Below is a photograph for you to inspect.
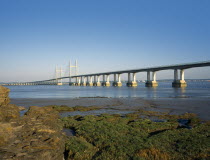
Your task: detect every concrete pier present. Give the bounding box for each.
[93,76,101,86]
[69,77,76,86]
[102,75,110,86]
[145,71,158,87]
[75,77,81,86]
[80,77,87,86]
[69,82,75,86]
[172,69,187,87]
[127,73,138,87]
[86,76,93,86]
[113,74,122,87]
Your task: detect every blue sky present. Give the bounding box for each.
[0,0,210,82]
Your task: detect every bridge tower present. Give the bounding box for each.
[55,66,63,85]
[69,60,78,86]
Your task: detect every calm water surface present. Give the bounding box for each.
[6,82,210,99]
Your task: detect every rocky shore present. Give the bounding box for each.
[0,86,65,160]
[0,86,209,160]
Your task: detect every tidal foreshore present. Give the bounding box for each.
[11,96,210,120]
[0,86,210,160]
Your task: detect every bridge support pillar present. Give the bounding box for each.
[145,71,158,87]
[127,73,138,87]
[75,77,81,86]
[101,75,110,86]
[69,77,75,86]
[113,74,122,87]
[81,77,87,86]
[172,69,187,87]
[93,75,101,86]
[86,76,93,86]
[69,82,75,86]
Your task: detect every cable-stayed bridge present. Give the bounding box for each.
[2,60,210,88]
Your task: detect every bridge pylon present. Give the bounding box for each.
[69,60,78,86]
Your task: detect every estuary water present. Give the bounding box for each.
[6,81,210,99]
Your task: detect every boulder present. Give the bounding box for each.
[0,106,66,160]
[0,104,20,122]
[0,86,10,106]
[0,86,66,159]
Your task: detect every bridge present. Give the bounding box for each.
[3,60,210,88]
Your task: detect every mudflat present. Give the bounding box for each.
[11,97,210,120]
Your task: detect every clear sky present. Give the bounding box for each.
[0,0,210,82]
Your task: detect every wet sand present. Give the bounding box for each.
[11,97,210,120]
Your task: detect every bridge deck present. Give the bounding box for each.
[31,61,210,83]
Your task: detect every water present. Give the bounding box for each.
[6,82,210,99]
[60,109,135,117]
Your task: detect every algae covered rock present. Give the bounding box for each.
[0,86,10,106]
[0,106,66,160]
[0,104,20,122]
[0,86,65,159]
[0,86,20,122]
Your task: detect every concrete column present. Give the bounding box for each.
[114,74,117,82]
[145,71,158,87]
[174,69,178,81]
[127,72,137,87]
[97,75,100,82]
[69,76,75,86]
[107,75,110,83]
[81,77,86,86]
[78,77,82,86]
[113,74,122,87]
[103,75,105,82]
[147,71,150,81]
[93,75,101,86]
[102,75,105,86]
[57,79,62,86]
[180,69,184,81]
[133,73,136,82]
[75,77,81,86]
[80,77,83,86]
[128,73,131,82]
[102,75,110,86]
[75,77,78,86]
[94,76,96,83]
[118,74,121,83]
[152,71,156,81]
[172,69,187,87]
[87,76,93,86]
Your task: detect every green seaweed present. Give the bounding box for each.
[61,113,210,160]
[50,105,102,112]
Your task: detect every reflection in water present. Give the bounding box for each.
[7,82,210,99]
[181,87,186,94]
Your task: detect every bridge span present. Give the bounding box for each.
[4,61,210,88]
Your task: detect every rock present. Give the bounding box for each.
[0,86,10,106]
[18,106,26,111]
[0,104,20,122]
[0,106,66,160]
[0,86,19,122]
[0,87,66,159]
